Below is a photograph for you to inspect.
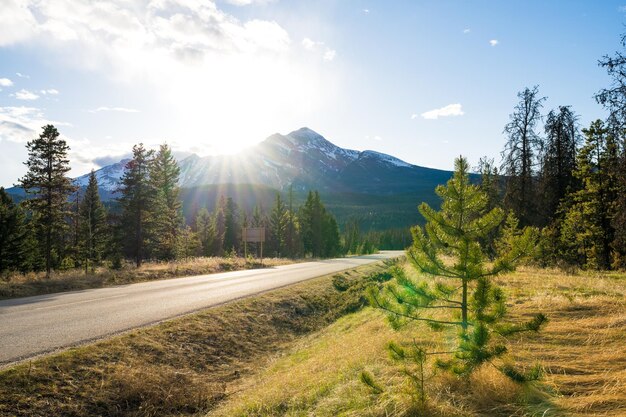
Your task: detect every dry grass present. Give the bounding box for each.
[0,260,391,417]
[0,256,294,300]
[210,264,626,417]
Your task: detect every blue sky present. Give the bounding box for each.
[0,0,624,187]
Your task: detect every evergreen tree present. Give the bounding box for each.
[300,191,324,257]
[196,207,216,256]
[595,33,626,268]
[149,143,183,260]
[476,157,501,212]
[596,34,626,134]
[539,106,580,223]
[19,124,76,277]
[322,215,341,257]
[0,188,30,273]
[343,219,361,255]
[501,86,546,226]
[222,197,239,253]
[269,193,287,257]
[117,143,154,267]
[299,190,341,258]
[214,196,226,256]
[560,120,620,269]
[78,171,108,273]
[369,157,545,378]
[284,186,301,258]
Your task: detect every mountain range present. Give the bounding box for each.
[9,128,455,230]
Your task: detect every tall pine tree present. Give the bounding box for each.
[501,86,545,226]
[0,188,30,273]
[539,106,580,223]
[117,144,154,267]
[149,143,183,260]
[269,193,287,257]
[78,171,108,273]
[560,120,620,269]
[19,125,76,277]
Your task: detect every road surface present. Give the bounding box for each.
[0,251,402,365]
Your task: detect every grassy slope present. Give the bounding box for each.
[0,260,391,417]
[0,257,293,300]
[210,264,626,417]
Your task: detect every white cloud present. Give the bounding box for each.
[463,28,471,34]
[302,37,317,50]
[619,5,626,12]
[323,48,336,62]
[13,89,39,100]
[40,89,60,95]
[16,72,29,78]
[421,103,464,120]
[0,106,60,143]
[89,106,140,113]
[489,39,499,46]
[0,78,13,87]
[363,9,370,13]
[411,113,418,119]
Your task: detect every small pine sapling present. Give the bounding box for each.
[368,156,547,397]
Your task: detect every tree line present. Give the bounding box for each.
[481,34,626,270]
[0,135,344,277]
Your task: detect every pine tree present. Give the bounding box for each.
[117,144,154,267]
[19,125,76,277]
[269,193,287,257]
[501,86,546,226]
[196,207,216,256]
[539,106,580,223]
[369,157,545,378]
[0,188,30,273]
[222,197,239,254]
[214,196,226,256]
[300,191,323,257]
[560,120,620,269]
[322,215,341,257]
[149,143,183,260]
[78,171,108,273]
[284,186,301,258]
[595,33,626,268]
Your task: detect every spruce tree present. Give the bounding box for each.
[0,188,30,273]
[539,106,580,223]
[117,144,154,267]
[269,193,287,257]
[222,197,239,254]
[78,171,108,273]
[369,157,545,378]
[560,120,620,269]
[149,143,183,260]
[19,124,76,277]
[196,207,216,256]
[501,86,546,226]
[284,186,301,258]
[214,196,226,256]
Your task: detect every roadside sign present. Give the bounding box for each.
[242,227,265,243]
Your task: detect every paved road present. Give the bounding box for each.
[0,251,402,365]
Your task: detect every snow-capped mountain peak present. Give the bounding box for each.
[69,127,433,198]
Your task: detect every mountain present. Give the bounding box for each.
[70,127,452,196]
[7,128,455,230]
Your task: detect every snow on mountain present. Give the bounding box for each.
[74,159,129,192]
[70,127,429,198]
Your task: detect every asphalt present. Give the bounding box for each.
[0,251,402,365]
